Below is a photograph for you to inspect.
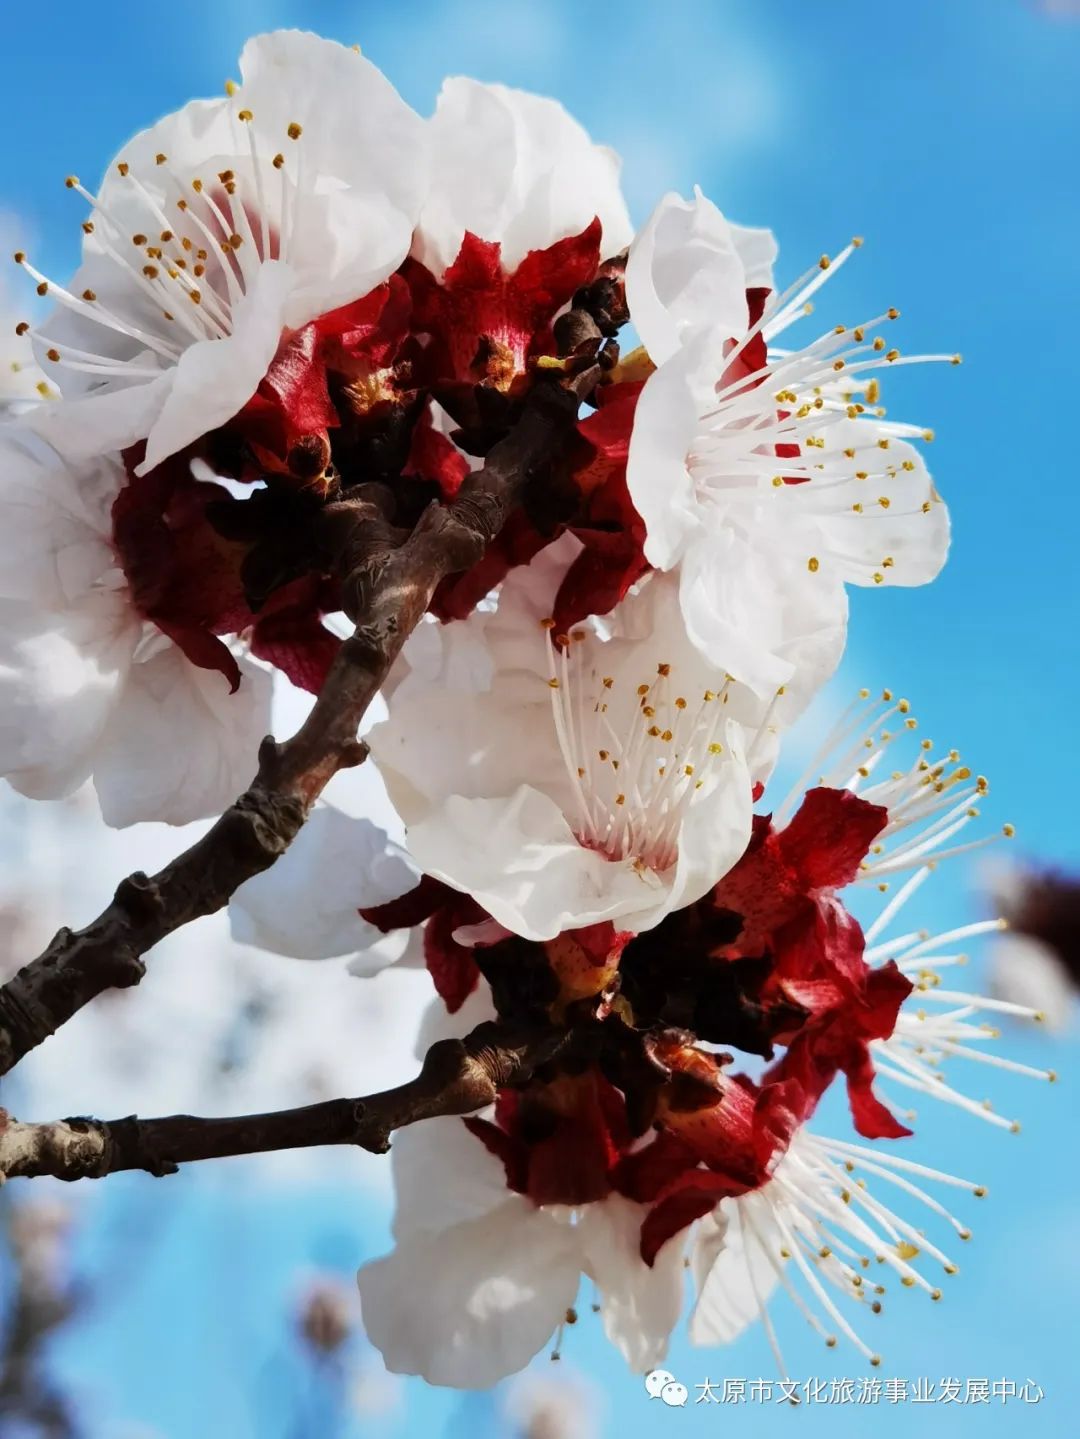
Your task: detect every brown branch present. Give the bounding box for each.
[0,365,598,1077]
[0,1021,568,1182]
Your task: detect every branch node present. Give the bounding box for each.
[113,872,165,926]
[256,733,283,779]
[336,740,369,771]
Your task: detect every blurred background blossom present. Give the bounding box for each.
[0,1,1077,1435]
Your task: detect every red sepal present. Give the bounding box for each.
[248,577,341,695]
[359,875,455,932]
[463,1116,529,1195]
[779,787,889,892]
[640,1170,751,1267]
[404,405,470,500]
[405,221,603,385]
[423,897,483,1013]
[228,280,411,476]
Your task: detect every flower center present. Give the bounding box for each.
[13,107,306,381]
[686,239,955,580]
[717,1129,978,1374]
[542,622,731,872]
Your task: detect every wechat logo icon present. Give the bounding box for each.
[645,1369,689,1407]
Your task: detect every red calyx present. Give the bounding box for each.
[225,278,412,482]
[404,221,604,389]
[361,877,485,1014]
[465,1069,633,1208]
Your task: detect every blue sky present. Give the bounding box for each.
[1,2,1078,1436]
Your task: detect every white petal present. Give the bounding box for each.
[667,716,754,913]
[405,785,676,942]
[730,221,778,290]
[417,79,631,275]
[283,188,413,328]
[230,803,417,960]
[238,31,428,228]
[625,333,719,569]
[626,190,748,366]
[0,428,120,610]
[358,1199,580,1388]
[412,981,498,1061]
[27,374,175,468]
[0,596,137,800]
[678,532,848,705]
[345,928,422,979]
[138,261,295,473]
[579,1195,685,1373]
[389,1115,510,1238]
[92,646,272,827]
[371,689,567,825]
[382,611,495,707]
[690,1195,781,1346]
[790,429,950,589]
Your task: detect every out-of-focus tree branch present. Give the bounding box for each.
[0,1020,568,1182]
[0,1199,79,1437]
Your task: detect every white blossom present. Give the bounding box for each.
[626,190,951,697]
[369,536,824,941]
[17,30,427,472]
[0,427,270,825]
[357,1000,683,1389]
